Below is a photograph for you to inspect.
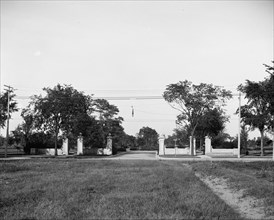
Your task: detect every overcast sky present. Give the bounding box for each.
[1,0,273,138]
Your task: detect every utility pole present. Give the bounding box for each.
[272,127,274,161]
[4,85,13,158]
[238,92,241,159]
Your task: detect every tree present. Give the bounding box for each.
[70,112,103,149]
[195,108,228,149]
[92,99,124,150]
[121,134,137,149]
[165,128,190,148]
[165,134,180,148]
[238,79,271,156]
[137,127,159,150]
[263,61,274,158]
[0,135,4,146]
[12,108,39,154]
[255,136,271,148]
[211,132,236,149]
[0,90,18,128]
[163,80,232,155]
[29,84,92,156]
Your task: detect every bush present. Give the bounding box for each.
[24,132,62,154]
[212,141,236,149]
[0,135,4,146]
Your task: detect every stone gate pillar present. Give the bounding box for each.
[158,135,165,155]
[77,133,83,155]
[193,137,196,156]
[105,133,112,155]
[205,136,212,154]
[189,136,193,155]
[62,138,69,155]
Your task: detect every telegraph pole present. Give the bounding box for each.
[4,85,13,158]
[238,92,241,159]
[272,127,274,161]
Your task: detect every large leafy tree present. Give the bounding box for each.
[137,126,159,150]
[0,90,18,128]
[165,128,191,148]
[238,76,272,156]
[211,132,236,149]
[264,61,274,125]
[264,62,274,159]
[72,114,105,149]
[92,99,124,150]
[195,108,228,149]
[163,80,232,155]
[12,108,36,154]
[121,134,137,149]
[30,84,92,156]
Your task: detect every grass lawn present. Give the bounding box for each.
[0,159,242,220]
[189,161,274,217]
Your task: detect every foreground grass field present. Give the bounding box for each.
[0,159,243,219]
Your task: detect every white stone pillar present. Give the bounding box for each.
[158,135,165,155]
[205,136,212,154]
[105,133,112,155]
[189,136,193,155]
[77,134,83,155]
[62,138,69,155]
[193,137,196,156]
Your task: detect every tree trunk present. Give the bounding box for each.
[260,129,264,157]
[24,135,30,154]
[54,134,58,156]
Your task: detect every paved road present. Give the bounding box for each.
[1,151,273,161]
[112,151,157,160]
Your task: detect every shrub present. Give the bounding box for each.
[24,132,62,154]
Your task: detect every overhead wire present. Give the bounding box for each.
[3,88,274,127]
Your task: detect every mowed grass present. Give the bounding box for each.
[189,161,274,217]
[0,159,242,220]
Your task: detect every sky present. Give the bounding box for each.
[0,0,273,139]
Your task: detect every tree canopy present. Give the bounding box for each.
[163,80,232,155]
[20,85,126,155]
[92,99,124,150]
[29,84,92,155]
[263,61,274,127]
[196,108,228,137]
[238,61,274,156]
[137,126,159,150]
[0,90,18,128]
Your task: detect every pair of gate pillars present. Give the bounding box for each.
[158,135,197,156]
[61,134,113,156]
[61,135,83,156]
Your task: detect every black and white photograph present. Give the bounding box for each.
[0,0,273,219]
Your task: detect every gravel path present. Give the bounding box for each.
[195,172,272,220]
